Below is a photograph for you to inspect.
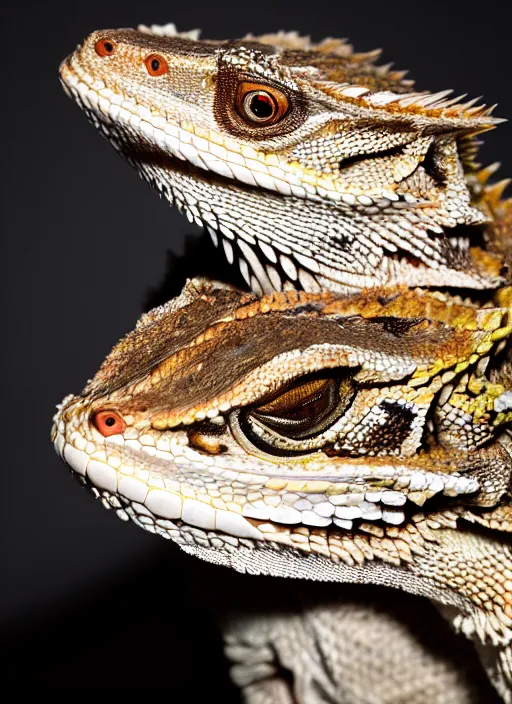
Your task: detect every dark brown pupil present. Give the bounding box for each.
[151,58,160,72]
[104,42,113,53]
[250,94,274,119]
[105,416,116,427]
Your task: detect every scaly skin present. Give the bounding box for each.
[55,23,512,703]
[59,24,508,294]
[53,281,512,701]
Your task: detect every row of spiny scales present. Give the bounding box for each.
[139,23,500,124]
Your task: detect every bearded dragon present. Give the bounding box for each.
[55,24,512,703]
[58,23,510,295]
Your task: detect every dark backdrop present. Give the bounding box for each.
[3,0,511,691]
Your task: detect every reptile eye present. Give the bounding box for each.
[237,82,289,125]
[95,39,116,57]
[145,54,169,77]
[232,374,355,457]
[249,374,354,443]
[253,377,342,439]
[92,410,126,437]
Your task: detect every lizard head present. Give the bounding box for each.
[59,25,506,293]
[52,281,512,588]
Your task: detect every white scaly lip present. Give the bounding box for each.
[59,58,420,211]
[53,430,264,540]
[53,409,480,537]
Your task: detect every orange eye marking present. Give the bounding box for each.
[95,38,116,57]
[237,82,289,125]
[92,410,126,437]
[145,54,169,77]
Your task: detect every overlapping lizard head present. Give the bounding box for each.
[52,280,512,640]
[60,24,508,293]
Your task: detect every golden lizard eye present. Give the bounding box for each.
[255,378,336,434]
[248,374,354,444]
[145,54,169,77]
[237,82,289,125]
[92,410,126,437]
[95,38,116,57]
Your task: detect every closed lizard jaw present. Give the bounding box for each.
[59,27,506,294]
[52,391,485,560]
[52,281,512,565]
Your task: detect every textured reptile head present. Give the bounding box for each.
[52,280,512,627]
[59,24,506,293]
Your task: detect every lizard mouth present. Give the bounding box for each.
[60,58,320,202]
[59,56,482,215]
[59,58,504,293]
[53,411,481,546]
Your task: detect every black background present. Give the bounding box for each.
[3,0,511,692]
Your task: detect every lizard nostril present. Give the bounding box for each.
[145,53,169,77]
[92,409,126,437]
[95,38,116,57]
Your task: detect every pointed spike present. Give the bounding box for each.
[314,37,353,56]
[391,69,409,80]
[470,113,507,127]
[429,89,455,100]
[352,48,382,63]
[433,94,468,109]
[398,92,430,107]
[461,96,483,109]
[316,36,350,47]
[458,139,480,156]
[366,91,402,106]
[342,86,371,98]
[490,178,511,194]
[466,104,487,116]
[414,89,453,107]
[375,61,394,76]
[478,162,501,184]
[137,23,202,39]
[245,31,314,51]
[470,126,499,138]
[485,178,511,204]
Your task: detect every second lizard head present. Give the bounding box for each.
[60,24,506,292]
